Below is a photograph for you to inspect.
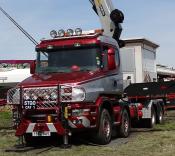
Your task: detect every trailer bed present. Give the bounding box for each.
[124,81,175,100]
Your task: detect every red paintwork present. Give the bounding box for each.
[0,60,33,64]
[53,122,66,135]
[167,94,175,99]
[107,48,116,70]
[15,120,30,136]
[160,86,167,90]
[129,105,136,118]
[95,97,104,107]
[36,36,100,49]
[138,111,143,117]
[113,106,122,124]
[138,103,143,110]
[15,120,66,136]
[30,60,36,75]
[33,123,50,132]
[0,99,6,106]
[165,105,175,110]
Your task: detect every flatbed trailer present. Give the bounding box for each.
[123,81,175,128]
[124,80,175,103]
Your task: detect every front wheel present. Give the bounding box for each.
[94,109,112,145]
[118,109,130,138]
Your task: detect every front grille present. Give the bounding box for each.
[7,88,20,104]
[36,102,58,109]
[23,87,58,109]
[60,85,72,102]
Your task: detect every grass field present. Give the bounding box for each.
[0,109,175,156]
[0,108,12,129]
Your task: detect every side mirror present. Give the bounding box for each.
[108,48,116,70]
[30,61,36,75]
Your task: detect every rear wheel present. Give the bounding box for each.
[157,106,164,124]
[118,109,130,138]
[146,107,156,128]
[94,109,112,145]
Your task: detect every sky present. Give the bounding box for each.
[0,0,175,67]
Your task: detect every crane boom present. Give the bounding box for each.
[90,0,124,47]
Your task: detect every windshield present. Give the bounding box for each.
[36,47,102,73]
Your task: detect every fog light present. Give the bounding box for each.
[47,115,52,123]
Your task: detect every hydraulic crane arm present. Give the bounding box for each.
[89,0,124,47]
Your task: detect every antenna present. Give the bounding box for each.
[0,6,38,46]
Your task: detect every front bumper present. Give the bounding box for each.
[15,120,65,136]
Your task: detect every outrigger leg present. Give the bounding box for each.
[61,104,72,148]
[16,135,25,148]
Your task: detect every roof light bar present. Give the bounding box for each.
[49,28,101,38]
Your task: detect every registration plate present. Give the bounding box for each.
[32,131,51,137]
[23,100,36,109]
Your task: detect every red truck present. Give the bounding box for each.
[7,28,145,145]
[6,0,166,147]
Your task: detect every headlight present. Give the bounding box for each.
[72,88,85,102]
[7,88,20,104]
[60,85,85,102]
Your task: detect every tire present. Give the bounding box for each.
[147,107,156,128]
[95,109,112,145]
[157,106,164,124]
[119,109,130,138]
